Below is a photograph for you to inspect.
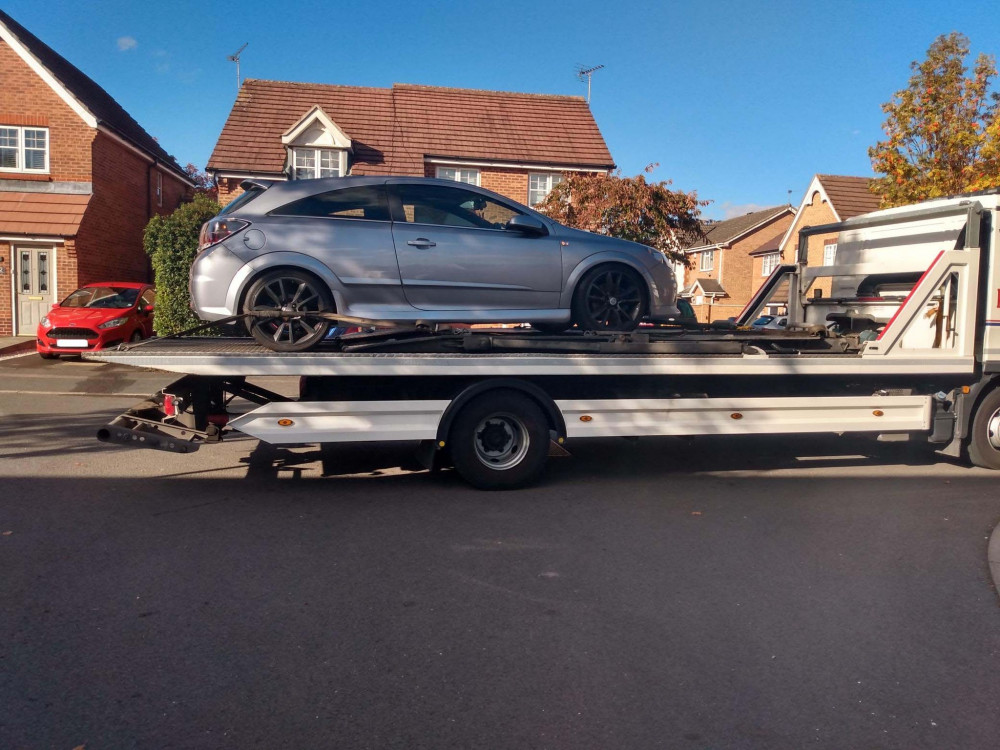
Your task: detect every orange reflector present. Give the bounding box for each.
[579,415,593,422]
[962,386,970,394]
[277,419,294,427]
[873,410,884,417]
[730,413,743,420]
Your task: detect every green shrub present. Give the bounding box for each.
[144,194,221,336]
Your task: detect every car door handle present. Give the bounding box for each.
[406,238,436,248]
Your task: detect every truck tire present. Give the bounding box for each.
[449,390,550,490]
[967,388,1000,469]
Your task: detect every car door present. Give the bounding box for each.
[387,180,561,311]
[139,288,156,337]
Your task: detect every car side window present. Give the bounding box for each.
[273,185,390,221]
[140,289,156,307]
[390,184,522,230]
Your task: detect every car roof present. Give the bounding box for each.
[80,281,148,289]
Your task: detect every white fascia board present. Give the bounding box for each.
[209,170,288,181]
[0,235,66,243]
[425,158,609,174]
[778,175,840,253]
[0,22,97,128]
[685,243,724,254]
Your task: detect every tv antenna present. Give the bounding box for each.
[227,42,248,92]
[576,64,604,103]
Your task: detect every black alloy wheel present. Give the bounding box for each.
[572,265,646,332]
[244,269,333,352]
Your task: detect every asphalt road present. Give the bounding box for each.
[1,353,999,749]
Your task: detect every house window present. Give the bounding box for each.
[761,252,780,276]
[292,147,343,180]
[700,249,714,271]
[436,167,480,186]
[528,172,564,207]
[823,242,837,266]
[156,172,163,208]
[0,126,49,173]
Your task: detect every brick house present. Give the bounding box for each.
[680,205,796,323]
[0,10,191,337]
[206,79,615,207]
[776,174,881,300]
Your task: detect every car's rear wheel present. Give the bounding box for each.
[244,269,333,352]
[571,265,646,332]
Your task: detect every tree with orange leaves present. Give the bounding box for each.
[535,165,705,265]
[869,32,1000,207]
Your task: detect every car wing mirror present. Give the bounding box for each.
[142,304,155,314]
[506,215,548,237]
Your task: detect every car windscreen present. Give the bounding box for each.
[61,287,140,309]
[751,316,774,326]
[218,186,264,215]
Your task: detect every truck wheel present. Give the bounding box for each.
[244,269,332,352]
[571,265,646,332]
[967,388,1000,469]
[449,390,550,490]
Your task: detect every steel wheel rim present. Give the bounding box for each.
[585,270,642,327]
[250,277,325,346]
[473,412,530,470]
[987,407,1000,450]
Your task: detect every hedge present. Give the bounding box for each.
[143,194,221,336]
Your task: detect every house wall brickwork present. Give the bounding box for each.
[778,190,839,299]
[685,213,795,323]
[0,35,189,336]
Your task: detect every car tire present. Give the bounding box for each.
[130,330,144,343]
[449,390,550,490]
[571,265,647,332]
[967,387,1000,470]
[243,269,333,352]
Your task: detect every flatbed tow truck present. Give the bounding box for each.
[92,191,1000,488]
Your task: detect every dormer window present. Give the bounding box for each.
[0,125,49,173]
[282,106,352,181]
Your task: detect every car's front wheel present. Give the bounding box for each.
[571,265,647,332]
[243,269,333,352]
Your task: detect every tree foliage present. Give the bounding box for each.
[535,165,705,264]
[869,32,1000,207]
[144,193,220,336]
[184,163,218,200]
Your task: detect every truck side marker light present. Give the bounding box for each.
[438,440,446,448]
[873,410,884,417]
[579,415,593,422]
[730,413,743,420]
[277,419,294,427]
[557,437,565,444]
[962,386,971,394]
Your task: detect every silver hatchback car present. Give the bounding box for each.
[192,177,679,351]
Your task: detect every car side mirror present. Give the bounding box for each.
[142,304,154,314]
[506,215,548,237]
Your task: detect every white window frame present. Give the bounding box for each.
[761,252,780,276]
[0,125,50,174]
[823,242,837,266]
[156,171,163,208]
[436,166,480,186]
[291,147,347,180]
[528,172,564,207]
[700,249,714,271]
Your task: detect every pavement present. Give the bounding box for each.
[2,354,1000,748]
[0,335,35,357]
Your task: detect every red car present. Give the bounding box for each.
[36,282,155,359]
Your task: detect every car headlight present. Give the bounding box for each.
[98,317,128,329]
[647,247,670,265]
[40,316,50,327]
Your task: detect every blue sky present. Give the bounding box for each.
[5,0,1000,219]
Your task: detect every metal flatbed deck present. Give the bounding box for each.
[82,331,977,378]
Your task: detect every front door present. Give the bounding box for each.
[387,181,561,311]
[15,246,55,335]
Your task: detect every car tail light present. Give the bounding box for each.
[198,218,250,252]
